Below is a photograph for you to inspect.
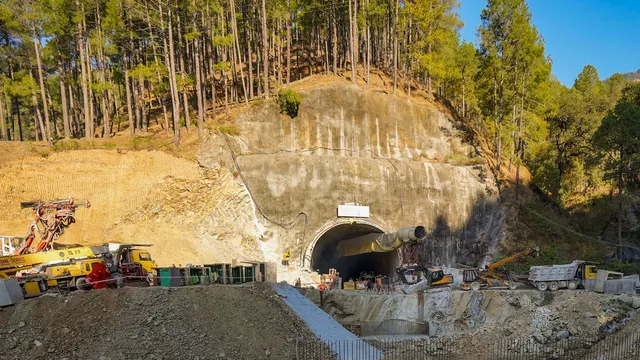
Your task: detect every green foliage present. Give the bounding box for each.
[277,88,302,118]
[219,125,240,136]
[130,136,152,150]
[445,152,484,166]
[602,260,640,275]
[52,139,80,151]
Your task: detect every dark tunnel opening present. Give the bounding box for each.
[311,224,399,281]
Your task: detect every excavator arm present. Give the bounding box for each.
[487,247,540,272]
[484,247,539,284]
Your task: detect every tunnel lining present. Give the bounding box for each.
[303,219,389,269]
[307,220,399,281]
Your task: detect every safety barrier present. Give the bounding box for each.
[295,332,640,360]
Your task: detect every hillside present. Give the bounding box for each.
[621,69,640,82]
[0,72,627,275]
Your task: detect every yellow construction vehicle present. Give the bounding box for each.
[19,258,107,295]
[0,246,102,279]
[41,258,107,290]
[462,247,539,291]
[396,264,454,286]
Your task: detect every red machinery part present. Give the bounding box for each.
[85,263,111,289]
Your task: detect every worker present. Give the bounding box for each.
[295,278,301,288]
[282,251,291,266]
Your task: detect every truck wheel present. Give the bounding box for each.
[471,282,481,291]
[536,282,548,291]
[111,272,123,288]
[568,281,578,290]
[549,282,559,291]
[75,277,88,290]
[508,282,517,290]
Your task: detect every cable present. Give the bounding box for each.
[222,133,308,240]
[520,204,640,251]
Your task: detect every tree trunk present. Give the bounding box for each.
[349,0,355,84]
[177,15,190,132]
[618,148,624,247]
[76,3,91,139]
[193,14,205,137]
[57,57,70,139]
[332,3,338,73]
[461,68,466,118]
[230,0,249,105]
[261,0,269,98]
[393,0,399,94]
[166,4,181,144]
[0,95,5,140]
[33,27,51,143]
[366,0,370,87]
[287,0,292,84]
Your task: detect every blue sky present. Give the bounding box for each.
[458,0,640,86]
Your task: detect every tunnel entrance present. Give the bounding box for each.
[310,224,399,281]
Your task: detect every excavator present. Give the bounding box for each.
[396,264,453,287]
[462,247,539,291]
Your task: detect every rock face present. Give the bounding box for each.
[303,288,636,340]
[200,84,504,268]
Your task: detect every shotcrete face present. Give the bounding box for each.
[311,224,399,281]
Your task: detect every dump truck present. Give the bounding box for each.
[528,260,598,291]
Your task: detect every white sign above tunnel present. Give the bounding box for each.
[337,204,370,218]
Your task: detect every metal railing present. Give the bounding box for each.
[295,332,640,360]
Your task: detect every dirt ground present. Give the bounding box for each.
[0,284,322,360]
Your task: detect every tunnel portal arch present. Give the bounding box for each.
[304,220,401,281]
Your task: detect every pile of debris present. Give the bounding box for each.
[0,284,322,360]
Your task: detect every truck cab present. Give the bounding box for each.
[123,248,156,274]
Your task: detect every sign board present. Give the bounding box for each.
[337,205,370,218]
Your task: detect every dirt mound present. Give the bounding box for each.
[0,284,320,360]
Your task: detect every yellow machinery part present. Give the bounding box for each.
[336,234,404,257]
[24,281,42,296]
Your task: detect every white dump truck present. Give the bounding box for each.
[528,260,598,291]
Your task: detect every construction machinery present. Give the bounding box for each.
[0,245,103,279]
[528,260,598,291]
[19,258,109,295]
[462,247,539,291]
[0,243,155,293]
[335,226,427,257]
[12,198,90,255]
[396,264,453,286]
[95,243,156,286]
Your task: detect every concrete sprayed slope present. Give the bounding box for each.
[200,82,505,267]
[0,285,323,360]
[273,283,382,360]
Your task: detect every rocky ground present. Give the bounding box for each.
[0,284,323,360]
[303,288,640,358]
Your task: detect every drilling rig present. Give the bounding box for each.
[13,198,90,255]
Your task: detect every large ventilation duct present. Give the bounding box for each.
[336,226,426,257]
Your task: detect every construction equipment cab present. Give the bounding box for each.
[396,264,453,286]
[100,243,156,276]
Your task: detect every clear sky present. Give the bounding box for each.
[458,0,640,86]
